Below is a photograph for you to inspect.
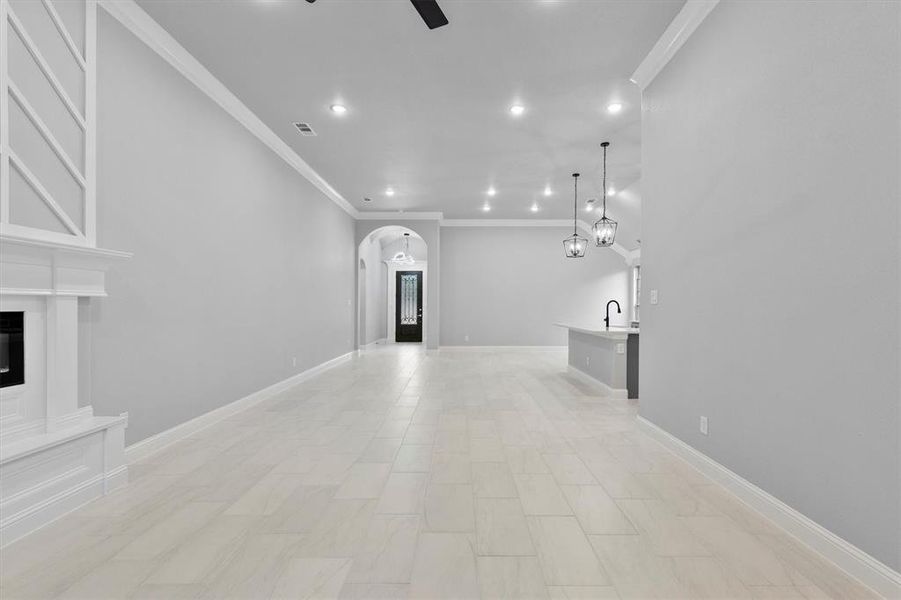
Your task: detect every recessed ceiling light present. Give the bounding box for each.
[543,186,553,197]
[509,104,525,116]
[606,102,623,114]
[585,199,596,212]
[363,197,372,202]
[607,186,616,195]
[487,187,497,196]
[330,104,347,114]
[385,187,395,196]
[530,203,539,213]
[482,203,491,212]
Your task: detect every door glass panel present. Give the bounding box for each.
[400,273,418,325]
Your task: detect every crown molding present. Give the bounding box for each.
[631,0,720,91]
[97,0,359,219]
[438,218,636,263]
[440,219,571,228]
[97,0,644,244]
[356,211,444,221]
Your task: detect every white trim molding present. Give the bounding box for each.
[439,345,567,352]
[566,365,628,399]
[0,414,128,547]
[637,416,901,599]
[358,338,387,354]
[440,218,635,263]
[441,218,572,228]
[358,211,444,221]
[124,351,355,464]
[630,0,720,90]
[1,0,97,246]
[97,0,358,218]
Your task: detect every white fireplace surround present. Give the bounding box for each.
[0,234,131,546]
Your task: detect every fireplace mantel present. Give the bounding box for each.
[0,234,133,297]
[0,234,132,547]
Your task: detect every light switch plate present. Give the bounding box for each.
[616,343,625,354]
[699,416,708,435]
[649,289,659,305]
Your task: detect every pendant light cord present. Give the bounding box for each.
[572,173,579,235]
[601,142,608,218]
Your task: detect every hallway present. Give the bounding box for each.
[0,347,876,599]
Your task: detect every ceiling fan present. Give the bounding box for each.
[305,0,449,30]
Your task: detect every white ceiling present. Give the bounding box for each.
[135,0,683,251]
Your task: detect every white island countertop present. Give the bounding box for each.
[554,323,640,340]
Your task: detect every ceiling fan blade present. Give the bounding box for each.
[410,0,448,29]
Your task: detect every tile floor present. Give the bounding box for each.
[0,346,880,599]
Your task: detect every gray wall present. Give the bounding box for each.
[640,1,900,569]
[568,330,628,391]
[87,13,356,445]
[440,227,630,346]
[358,233,387,345]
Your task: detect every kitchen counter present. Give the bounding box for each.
[554,323,639,339]
[555,323,639,399]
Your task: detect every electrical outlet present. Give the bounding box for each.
[650,289,659,305]
[616,343,625,354]
[464,334,469,343]
[699,416,708,435]
[292,357,297,368]
[585,356,590,368]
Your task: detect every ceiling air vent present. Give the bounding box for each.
[292,122,317,136]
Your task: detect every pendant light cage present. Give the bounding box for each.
[392,233,416,264]
[594,216,618,248]
[593,141,618,248]
[564,172,587,258]
[563,234,588,258]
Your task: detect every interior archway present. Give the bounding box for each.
[356,226,428,349]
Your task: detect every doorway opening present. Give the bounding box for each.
[395,271,423,343]
[356,226,428,349]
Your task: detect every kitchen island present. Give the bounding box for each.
[555,323,639,399]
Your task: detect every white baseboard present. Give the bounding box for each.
[1,466,127,548]
[438,345,567,351]
[124,351,355,464]
[358,338,387,353]
[636,416,901,599]
[566,365,628,399]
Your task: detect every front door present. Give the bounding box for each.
[395,271,423,343]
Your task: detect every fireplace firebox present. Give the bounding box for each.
[0,311,25,388]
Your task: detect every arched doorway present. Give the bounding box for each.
[356,226,428,349]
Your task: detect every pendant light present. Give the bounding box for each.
[563,173,588,258]
[392,233,415,264]
[593,141,618,247]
